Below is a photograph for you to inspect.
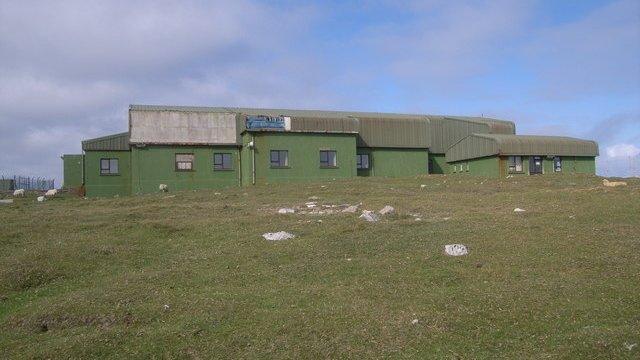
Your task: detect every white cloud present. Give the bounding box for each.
[0,72,127,125]
[525,0,640,98]
[0,0,300,78]
[605,144,640,158]
[364,0,533,84]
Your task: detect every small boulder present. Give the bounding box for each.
[0,199,13,205]
[342,205,359,213]
[278,208,295,214]
[420,184,427,189]
[37,196,45,202]
[444,244,468,256]
[513,208,526,213]
[602,179,627,187]
[262,231,295,241]
[379,205,395,215]
[359,210,380,222]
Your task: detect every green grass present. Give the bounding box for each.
[1,175,639,359]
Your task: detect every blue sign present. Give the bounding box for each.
[246,115,288,130]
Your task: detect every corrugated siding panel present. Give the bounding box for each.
[82,132,130,151]
[446,135,499,162]
[289,116,360,133]
[357,117,430,148]
[446,134,599,162]
[429,117,491,153]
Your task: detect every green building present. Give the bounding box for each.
[62,105,599,197]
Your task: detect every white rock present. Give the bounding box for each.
[420,184,427,189]
[214,192,221,195]
[262,231,295,241]
[414,218,422,221]
[278,208,295,214]
[624,342,637,351]
[305,202,317,208]
[37,196,45,202]
[308,196,319,200]
[0,199,13,205]
[158,184,168,192]
[411,319,419,325]
[444,244,468,256]
[513,208,526,213]
[379,205,395,215]
[342,205,359,213]
[603,179,627,187]
[163,304,170,310]
[359,210,380,222]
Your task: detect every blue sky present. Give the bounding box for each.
[1,0,639,181]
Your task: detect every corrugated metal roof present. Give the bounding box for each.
[427,116,516,153]
[82,132,130,151]
[129,105,517,149]
[356,117,430,148]
[445,134,599,162]
[130,104,435,119]
[288,116,360,133]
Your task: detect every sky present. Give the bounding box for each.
[1,0,639,183]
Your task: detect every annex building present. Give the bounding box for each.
[62,105,599,197]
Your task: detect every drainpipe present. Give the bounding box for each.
[251,134,256,185]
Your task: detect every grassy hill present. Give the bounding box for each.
[1,175,639,359]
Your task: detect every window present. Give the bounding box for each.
[100,158,119,175]
[356,154,370,170]
[270,150,288,167]
[175,153,194,171]
[554,156,562,172]
[214,153,232,170]
[507,156,523,173]
[320,150,337,168]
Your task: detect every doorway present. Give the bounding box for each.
[529,156,543,174]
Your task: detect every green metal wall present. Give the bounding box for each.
[448,155,595,177]
[62,154,84,190]
[429,153,450,174]
[244,132,357,184]
[450,156,500,177]
[131,145,240,194]
[562,156,596,174]
[358,148,429,177]
[84,151,131,197]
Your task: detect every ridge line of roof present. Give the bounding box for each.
[129,104,512,123]
[81,131,129,144]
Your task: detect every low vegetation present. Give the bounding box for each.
[1,175,639,358]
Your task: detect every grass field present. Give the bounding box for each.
[1,175,639,359]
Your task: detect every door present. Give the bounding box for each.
[529,156,543,174]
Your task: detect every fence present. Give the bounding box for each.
[0,176,55,191]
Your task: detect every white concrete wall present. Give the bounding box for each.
[129,110,237,145]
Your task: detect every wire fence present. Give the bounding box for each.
[0,175,55,191]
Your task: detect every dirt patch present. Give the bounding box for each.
[1,264,63,291]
